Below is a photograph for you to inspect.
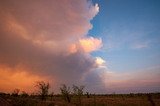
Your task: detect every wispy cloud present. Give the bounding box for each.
[100,65,160,93]
[131,41,150,49]
[101,21,158,51]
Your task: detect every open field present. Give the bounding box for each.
[0,93,160,106]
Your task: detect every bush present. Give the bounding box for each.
[11,89,20,97]
[35,81,50,101]
[72,85,85,105]
[60,84,71,103]
[20,91,29,98]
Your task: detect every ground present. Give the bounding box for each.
[0,93,160,106]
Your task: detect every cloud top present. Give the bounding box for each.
[0,0,105,93]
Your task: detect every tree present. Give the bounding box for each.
[11,88,20,97]
[20,91,29,97]
[72,85,85,105]
[86,92,90,98]
[35,81,50,101]
[60,84,71,103]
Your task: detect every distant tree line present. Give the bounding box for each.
[1,81,159,106]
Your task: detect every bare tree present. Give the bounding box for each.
[60,84,71,103]
[35,81,50,101]
[72,85,85,105]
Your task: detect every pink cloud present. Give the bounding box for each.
[99,66,160,93]
[0,64,49,93]
[79,37,102,53]
[0,0,105,93]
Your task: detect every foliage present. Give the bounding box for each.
[0,89,160,106]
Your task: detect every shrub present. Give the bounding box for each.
[86,92,90,98]
[72,85,85,105]
[35,81,50,101]
[60,84,71,103]
[20,91,29,98]
[11,88,20,97]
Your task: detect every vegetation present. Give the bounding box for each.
[60,84,71,103]
[20,91,29,98]
[0,82,160,106]
[35,81,50,101]
[11,88,20,97]
[86,92,90,98]
[72,85,85,105]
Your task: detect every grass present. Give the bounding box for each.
[0,93,160,106]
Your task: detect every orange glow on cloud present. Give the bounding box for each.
[0,65,49,93]
[69,44,77,54]
[79,37,102,53]
[3,14,30,40]
[68,37,102,54]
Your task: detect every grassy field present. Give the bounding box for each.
[0,93,160,106]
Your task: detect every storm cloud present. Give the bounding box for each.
[0,0,105,93]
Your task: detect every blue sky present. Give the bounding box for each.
[90,0,160,74]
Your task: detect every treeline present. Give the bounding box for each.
[0,81,160,106]
[0,81,87,103]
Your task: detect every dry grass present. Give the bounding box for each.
[0,93,160,106]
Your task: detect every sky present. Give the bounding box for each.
[0,0,160,94]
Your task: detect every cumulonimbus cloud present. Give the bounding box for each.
[0,0,105,93]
